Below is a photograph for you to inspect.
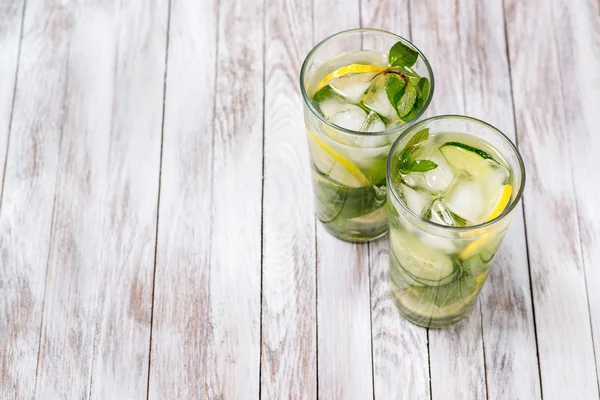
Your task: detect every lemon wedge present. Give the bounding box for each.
[459,185,512,260]
[316,64,385,91]
[307,130,369,188]
[485,185,512,221]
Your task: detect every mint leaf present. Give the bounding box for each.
[397,83,417,117]
[397,147,413,173]
[408,159,438,172]
[412,145,424,159]
[406,128,429,148]
[389,42,418,67]
[312,85,335,103]
[400,105,419,122]
[418,77,430,102]
[386,75,405,110]
[400,65,420,77]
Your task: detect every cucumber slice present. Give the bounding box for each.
[390,252,425,289]
[312,168,348,223]
[439,141,496,176]
[389,229,456,285]
[312,168,386,223]
[394,272,485,322]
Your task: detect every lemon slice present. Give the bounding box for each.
[307,130,369,188]
[316,64,385,91]
[459,185,512,260]
[486,185,512,221]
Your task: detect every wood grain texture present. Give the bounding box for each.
[2,1,600,399]
[458,1,542,399]
[147,0,217,397]
[549,0,600,386]
[504,0,600,396]
[360,2,431,399]
[205,0,264,396]
[150,0,265,397]
[34,0,167,397]
[312,2,374,399]
[410,1,487,399]
[261,0,317,397]
[0,0,71,397]
[0,0,24,193]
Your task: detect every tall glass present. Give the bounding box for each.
[387,116,526,327]
[300,29,434,242]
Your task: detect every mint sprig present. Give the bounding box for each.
[398,128,438,174]
[384,42,430,121]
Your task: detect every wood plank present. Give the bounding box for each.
[0,0,71,397]
[359,2,431,399]
[205,0,264,396]
[312,2,374,399]
[34,0,168,397]
[0,0,24,192]
[549,0,600,386]
[150,0,264,397]
[458,1,542,399]
[504,0,600,396]
[146,0,216,396]
[261,0,317,397]
[409,1,486,398]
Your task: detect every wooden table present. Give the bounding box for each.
[1,0,599,398]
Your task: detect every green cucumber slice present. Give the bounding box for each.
[439,141,496,176]
[389,230,456,286]
[312,167,386,223]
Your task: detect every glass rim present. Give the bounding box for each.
[299,28,435,137]
[386,114,527,231]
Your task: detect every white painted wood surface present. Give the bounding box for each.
[504,0,600,397]
[458,1,542,399]
[261,0,317,398]
[1,0,600,398]
[147,0,217,396]
[0,0,71,397]
[33,0,167,397]
[560,0,600,384]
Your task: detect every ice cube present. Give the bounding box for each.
[361,75,399,121]
[329,104,367,131]
[318,98,350,120]
[422,150,455,193]
[401,149,455,194]
[401,183,433,216]
[329,72,376,104]
[445,181,486,223]
[481,159,510,198]
[430,199,457,226]
[359,110,386,132]
[401,172,425,188]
